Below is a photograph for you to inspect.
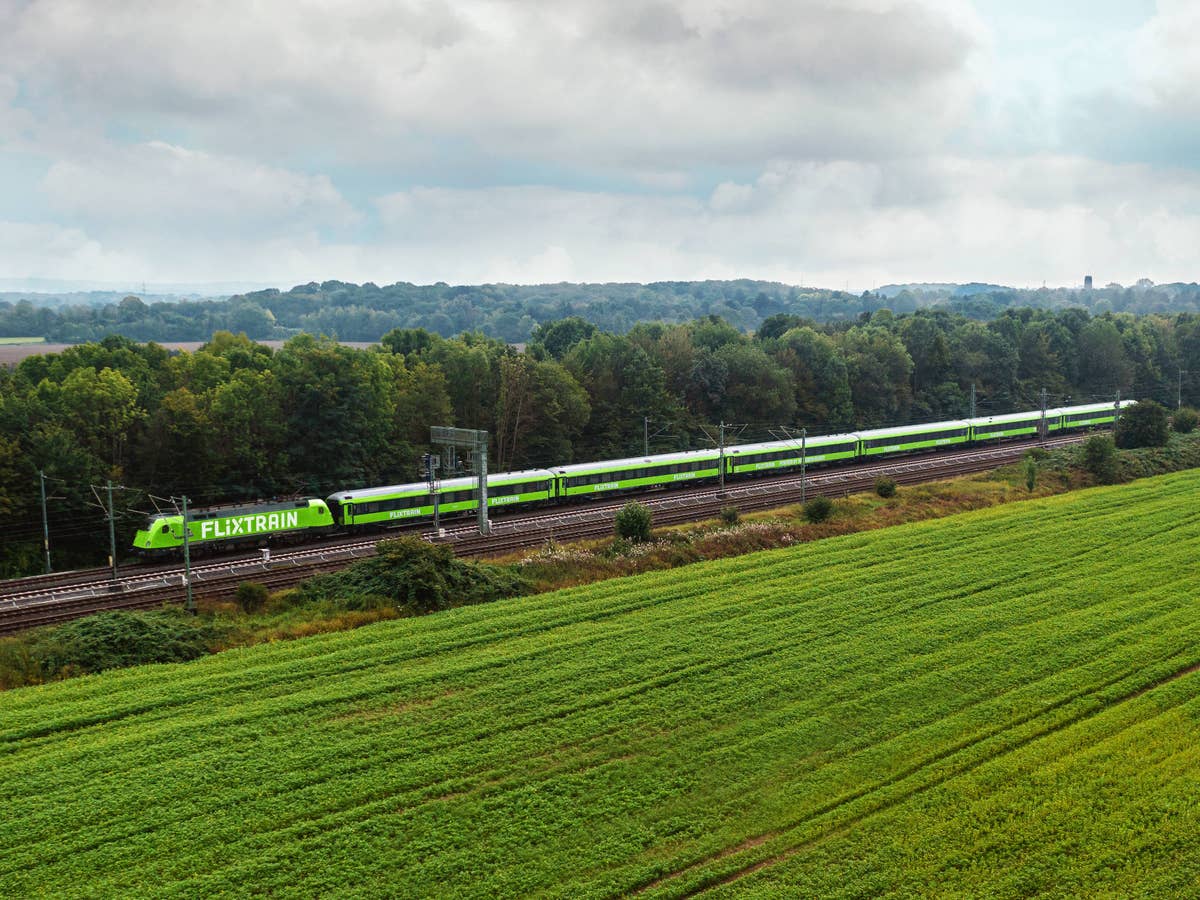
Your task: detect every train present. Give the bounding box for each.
[132,400,1131,555]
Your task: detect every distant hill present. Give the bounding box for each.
[3,277,1199,344]
[876,282,1012,297]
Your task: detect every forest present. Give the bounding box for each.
[1,303,1199,575]
[2,278,1200,344]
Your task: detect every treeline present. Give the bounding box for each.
[3,278,1200,344]
[1,305,1199,575]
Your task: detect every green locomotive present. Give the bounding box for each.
[133,498,335,555]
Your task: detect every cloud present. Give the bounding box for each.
[42,141,358,235]
[1,1,1195,293]
[0,75,34,143]
[1,0,981,168]
[5,152,1200,289]
[1132,0,1200,111]
[0,221,140,282]
[1042,1,1200,167]
[369,155,1200,287]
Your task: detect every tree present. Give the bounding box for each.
[420,334,505,434]
[1016,319,1071,395]
[494,356,589,468]
[712,344,795,425]
[1173,407,1198,434]
[380,327,438,358]
[201,331,274,372]
[564,334,678,459]
[629,322,695,403]
[56,366,145,476]
[952,321,1017,401]
[235,581,269,613]
[166,350,231,393]
[685,350,728,421]
[614,500,652,543]
[770,327,853,428]
[837,326,914,426]
[691,315,744,352]
[899,314,952,394]
[137,387,216,497]
[1081,434,1119,483]
[271,335,400,490]
[803,495,833,523]
[1077,318,1133,393]
[207,369,288,496]
[117,295,147,321]
[529,317,596,359]
[392,358,453,452]
[1114,400,1169,449]
[756,313,810,342]
[0,434,28,517]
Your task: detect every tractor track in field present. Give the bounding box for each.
[650,651,1200,897]
[0,436,1083,635]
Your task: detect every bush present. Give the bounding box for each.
[1024,458,1038,493]
[294,536,528,615]
[235,581,269,614]
[720,505,740,525]
[1173,407,1199,434]
[1114,400,1169,449]
[803,495,834,523]
[615,501,653,543]
[874,477,897,498]
[1082,434,1119,484]
[1025,446,1049,461]
[0,610,219,686]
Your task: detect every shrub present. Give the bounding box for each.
[720,505,740,525]
[615,501,653,543]
[803,495,834,523]
[1024,458,1038,493]
[1082,434,1119,484]
[874,477,897,498]
[1173,407,1199,434]
[235,581,269,614]
[1,610,219,685]
[1114,400,1169,449]
[1025,446,1049,461]
[294,536,528,615]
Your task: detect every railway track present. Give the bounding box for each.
[0,436,1080,635]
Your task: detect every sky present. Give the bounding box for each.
[0,0,1197,292]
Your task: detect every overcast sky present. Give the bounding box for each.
[1,0,1196,291]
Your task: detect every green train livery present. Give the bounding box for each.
[133,499,335,555]
[131,401,1135,556]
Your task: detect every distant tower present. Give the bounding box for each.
[1084,275,1093,290]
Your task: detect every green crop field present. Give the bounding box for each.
[0,336,44,344]
[3,472,1200,897]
